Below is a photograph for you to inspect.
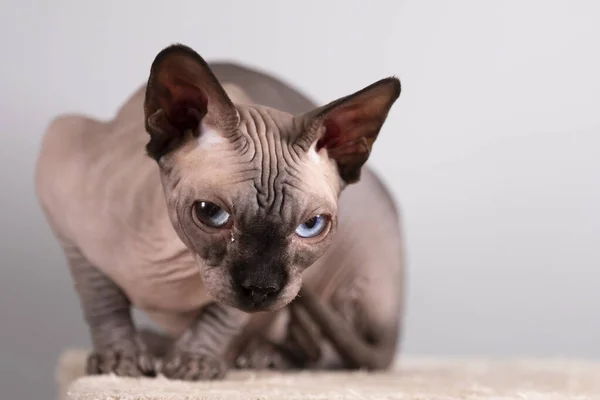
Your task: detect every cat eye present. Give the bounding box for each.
[194,201,231,228]
[295,215,329,239]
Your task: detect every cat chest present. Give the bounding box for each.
[87,239,211,314]
[124,259,210,314]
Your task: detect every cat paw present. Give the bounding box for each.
[86,338,155,377]
[235,336,296,370]
[160,350,227,381]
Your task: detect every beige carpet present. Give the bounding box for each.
[57,349,600,400]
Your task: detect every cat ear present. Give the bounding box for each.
[143,44,238,160]
[296,77,400,184]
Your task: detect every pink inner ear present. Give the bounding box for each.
[161,81,208,133]
[316,103,366,151]
[316,118,342,151]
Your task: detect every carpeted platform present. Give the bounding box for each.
[57,349,600,400]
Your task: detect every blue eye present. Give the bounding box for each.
[195,201,231,228]
[295,215,328,238]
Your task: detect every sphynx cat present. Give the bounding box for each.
[35,44,406,380]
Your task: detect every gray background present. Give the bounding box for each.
[1,1,599,399]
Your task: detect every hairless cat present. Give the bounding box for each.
[35,44,406,380]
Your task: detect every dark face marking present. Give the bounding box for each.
[229,218,290,310]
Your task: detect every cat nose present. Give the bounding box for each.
[241,282,280,304]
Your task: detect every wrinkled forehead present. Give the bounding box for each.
[236,104,339,201]
[169,104,340,221]
[236,104,301,142]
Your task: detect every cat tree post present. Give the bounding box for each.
[57,349,600,400]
